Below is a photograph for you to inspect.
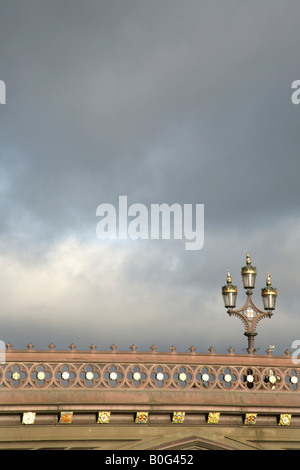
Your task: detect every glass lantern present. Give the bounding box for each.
[261,273,277,311]
[222,270,238,309]
[241,252,257,289]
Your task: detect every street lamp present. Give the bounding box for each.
[241,251,256,290]
[261,273,277,311]
[222,252,277,354]
[222,270,238,309]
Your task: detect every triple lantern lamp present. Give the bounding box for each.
[222,252,277,311]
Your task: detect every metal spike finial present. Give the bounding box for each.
[266,272,271,286]
[246,251,251,265]
[227,269,232,283]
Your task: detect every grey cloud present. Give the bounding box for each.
[0,0,300,353]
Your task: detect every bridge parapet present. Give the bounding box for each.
[1,344,299,393]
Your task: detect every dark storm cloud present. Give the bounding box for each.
[0,0,300,353]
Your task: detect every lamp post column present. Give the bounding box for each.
[244,332,257,354]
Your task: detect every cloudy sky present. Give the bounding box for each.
[0,0,300,355]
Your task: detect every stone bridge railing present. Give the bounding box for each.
[1,343,299,393]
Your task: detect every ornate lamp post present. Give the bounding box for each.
[222,252,277,354]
